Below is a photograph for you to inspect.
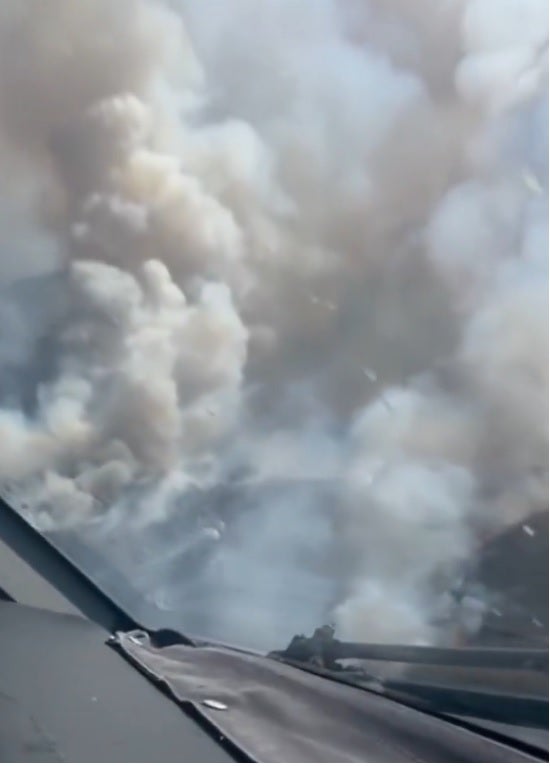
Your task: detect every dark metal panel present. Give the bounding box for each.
[271,624,548,671]
[335,641,549,671]
[0,497,137,632]
[0,535,81,616]
[0,693,63,762]
[0,601,234,763]
[383,679,548,728]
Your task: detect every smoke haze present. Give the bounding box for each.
[0,0,547,649]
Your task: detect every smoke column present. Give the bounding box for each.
[0,0,547,648]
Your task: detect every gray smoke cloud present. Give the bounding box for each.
[0,0,547,649]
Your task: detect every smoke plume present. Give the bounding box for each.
[0,0,547,649]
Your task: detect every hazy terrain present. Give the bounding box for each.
[0,0,547,650]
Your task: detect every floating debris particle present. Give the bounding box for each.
[363,367,378,382]
[522,524,535,537]
[522,169,544,195]
[308,293,337,311]
[381,394,394,412]
[363,460,385,487]
[202,699,228,711]
[202,527,222,542]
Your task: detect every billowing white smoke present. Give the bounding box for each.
[0,0,546,648]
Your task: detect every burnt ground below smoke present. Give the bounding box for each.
[37,476,549,653]
[466,510,548,646]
